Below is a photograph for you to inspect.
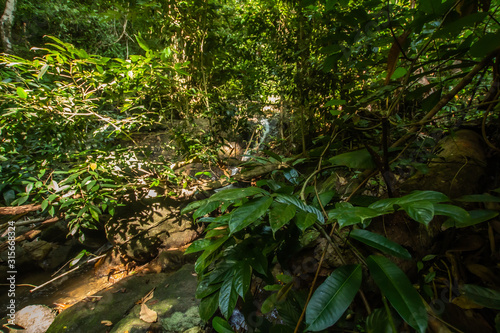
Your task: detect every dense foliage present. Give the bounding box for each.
[2,0,500,331]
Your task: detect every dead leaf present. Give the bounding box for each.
[140,303,158,323]
[452,295,484,309]
[466,263,500,286]
[385,30,410,85]
[101,320,113,326]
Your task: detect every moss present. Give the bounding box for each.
[161,306,202,332]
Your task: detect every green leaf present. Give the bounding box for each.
[185,239,213,254]
[325,99,346,106]
[16,87,27,99]
[275,194,324,223]
[245,250,268,275]
[38,64,49,80]
[461,284,500,310]
[367,255,427,333]
[41,199,49,211]
[369,191,448,213]
[212,316,235,333]
[442,210,499,228]
[436,12,488,38]
[391,67,407,80]
[469,32,500,58]
[195,236,229,274]
[295,211,317,232]
[89,207,100,221]
[329,149,376,169]
[11,195,29,206]
[181,200,206,215]
[233,263,252,299]
[135,33,150,52]
[219,276,238,319]
[366,308,398,333]
[228,197,273,234]
[350,229,411,259]
[433,204,470,222]
[182,187,267,216]
[194,201,221,219]
[210,187,269,202]
[456,194,500,203]
[199,291,220,321]
[269,202,296,234]
[261,293,278,314]
[25,183,33,194]
[400,201,434,226]
[328,203,381,228]
[263,149,283,162]
[305,265,362,331]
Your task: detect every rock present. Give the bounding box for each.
[47,264,201,333]
[0,244,35,273]
[14,305,56,333]
[22,240,55,262]
[40,244,74,271]
[401,129,487,198]
[40,221,69,243]
[105,195,202,263]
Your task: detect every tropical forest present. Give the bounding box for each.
[1,0,500,332]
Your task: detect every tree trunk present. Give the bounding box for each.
[0,0,17,53]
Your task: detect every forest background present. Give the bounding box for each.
[1,0,500,332]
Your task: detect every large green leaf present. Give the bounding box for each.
[195,236,229,273]
[400,201,434,226]
[433,204,470,222]
[212,316,235,333]
[456,194,500,203]
[328,202,381,228]
[233,262,252,299]
[210,187,269,202]
[181,187,269,215]
[461,284,500,310]
[275,194,324,223]
[365,308,399,333]
[442,210,499,229]
[199,291,220,321]
[329,149,376,169]
[469,32,500,58]
[219,275,239,319]
[295,211,317,232]
[269,202,296,234]
[369,191,449,214]
[350,229,411,260]
[305,265,362,331]
[228,196,273,234]
[367,255,427,333]
[184,239,210,254]
[193,200,222,219]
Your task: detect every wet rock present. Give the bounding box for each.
[0,244,34,273]
[22,240,55,262]
[39,221,69,243]
[401,129,487,198]
[47,264,201,333]
[15,305,56,333]
[40,244,74,271]
[105,195,202,263]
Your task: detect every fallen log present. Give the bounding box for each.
[0,204,42,215]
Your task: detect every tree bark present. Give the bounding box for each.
[0,0,17,53]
